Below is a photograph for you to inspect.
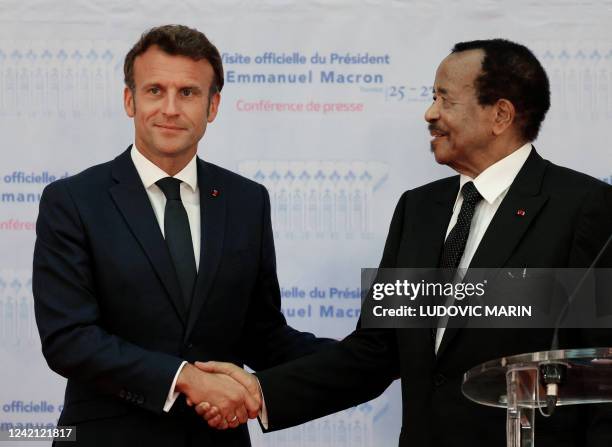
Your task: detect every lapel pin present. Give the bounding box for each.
[211,188,219,198]
[516,209,526,217]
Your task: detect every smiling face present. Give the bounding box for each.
[124,45,220,174]
[424,50,496,176]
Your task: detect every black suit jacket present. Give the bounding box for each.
[33,148,331,446]
[257,150,612,446]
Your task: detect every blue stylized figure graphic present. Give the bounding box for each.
[10,278,21,293]
[322,189,333,234]
[329,170,340,184]
[359,170,372,182]
[292,189,304,235]
[359,402,373,414]
[86,49,98,62]
[11,49,23,62]
[102,49,113,64]
[71,50,83,62]
[20,296,29,319]
[5,296,14,343]
[278,188,289,231]
[254,170,265,182]
[337,189,348,232]
[308,189,318,236]
[269,170,280,182]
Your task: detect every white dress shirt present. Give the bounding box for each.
[435,143,532,353]
[130,145,200,411]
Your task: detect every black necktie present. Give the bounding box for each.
[440,181,484,269]
[156,177,197,310]
[434,181,483,346]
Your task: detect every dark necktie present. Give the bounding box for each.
[156,177,197,310]
[434,181,483,347]
[439,181,484,269]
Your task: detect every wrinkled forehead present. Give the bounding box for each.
[434,49,484,95]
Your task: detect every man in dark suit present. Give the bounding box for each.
[32,24,331,446]
[197,39,612,446]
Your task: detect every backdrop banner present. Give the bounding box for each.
[1,1,611,445]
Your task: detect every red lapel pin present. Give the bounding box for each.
[211,188,219,198]
[516,209,526,216]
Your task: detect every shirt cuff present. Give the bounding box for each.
[256,376,269,429]
[163,360,188,412]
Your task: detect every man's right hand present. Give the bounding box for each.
[176,363,260,429]
[191,361,263,429]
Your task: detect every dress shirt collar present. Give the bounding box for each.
[457,142,532,205]
[130,144,198,192]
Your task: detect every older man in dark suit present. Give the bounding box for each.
[197,39,612,446]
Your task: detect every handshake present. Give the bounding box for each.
[176,361,262,430]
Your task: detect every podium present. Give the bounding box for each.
[462,347,612,447]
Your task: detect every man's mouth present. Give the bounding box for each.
[429,128,448,141]
[155,124,186,131]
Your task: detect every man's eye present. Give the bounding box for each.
[149,87,160,94]
[432,95,437,101]
[181,88,193,96]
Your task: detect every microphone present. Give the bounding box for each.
[540,230,612,416]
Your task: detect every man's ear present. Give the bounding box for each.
[492,98,515,136]
[124,86,135,118]
[207,92,221,123]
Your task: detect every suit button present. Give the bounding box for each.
[119,389,126,399]
[187,343,194,348]
[433,373,446,387]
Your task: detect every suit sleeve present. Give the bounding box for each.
[239,185,334,371]
[255,191,409,430]
[33,180,183,414]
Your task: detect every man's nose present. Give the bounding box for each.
[161,92,180,116]
[424,100,439,122]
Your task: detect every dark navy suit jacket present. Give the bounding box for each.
[33,147,331,446]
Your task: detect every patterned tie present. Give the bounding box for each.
[156,177,197,310]
[434,181,484,348]
[439,181,484,269]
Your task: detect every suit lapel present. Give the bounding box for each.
[469,151,549,269]
[410,177,458,268]
[109,147,187,325]
[405,178,457,356]
[436,149,550,359]
[184,159,226,341]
